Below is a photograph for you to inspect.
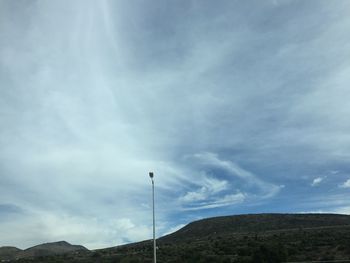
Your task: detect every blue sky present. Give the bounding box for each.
[1,0,350,249]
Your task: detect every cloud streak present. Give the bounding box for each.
[340,179,350,189]
[188,152,282,198]
[311,177,324,187]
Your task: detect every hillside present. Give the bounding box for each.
[95,213,350,263]
[19,241,88,258]
[0,241,88,261]
[0,247,22,261]
[161,213,350,242]
[2,213,350,263]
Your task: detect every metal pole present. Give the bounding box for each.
[149,172,156,263]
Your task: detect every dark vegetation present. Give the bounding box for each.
[2,214,350,262]
[0,241,88,261]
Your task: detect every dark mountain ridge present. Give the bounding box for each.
[160,213,350,242]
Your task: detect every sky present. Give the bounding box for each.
[1,0,350,250]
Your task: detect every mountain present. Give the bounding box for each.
[102,213,350,263]
[0,246,22,261]
[2,213,350,262]
[0,241,88,261]
[18,240,88,258]
[160,213,350,242]
[88,213,350,263]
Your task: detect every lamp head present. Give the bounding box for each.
[149,172,154,179]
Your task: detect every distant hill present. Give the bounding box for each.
[0,246,22,261]
[0,241,88,261]
[18,240,88,258]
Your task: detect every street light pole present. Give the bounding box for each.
[149,172,156,263]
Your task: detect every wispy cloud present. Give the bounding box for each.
[183,192,246,211]
[339,179,350,189]
[311,177,324,187]
[188,152,283,199]
[178,175,246,211]
[179,177,228,203]
[177,152,282,211]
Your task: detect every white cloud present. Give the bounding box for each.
[178,172,248,211]
[180,187,208,202]
[332,206,350,215]
[183,192,246,211]
[188,152,282,199]
[300,206,350,215]
[311,177,324,187]
[179,176,229,203]
[340,179,350,188]
[0,210,152,249]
